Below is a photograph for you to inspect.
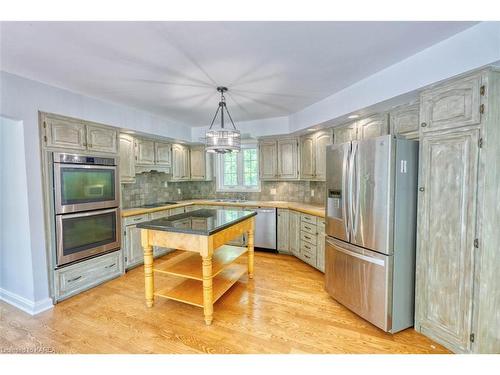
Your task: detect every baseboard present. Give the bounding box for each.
[0,288,53,315]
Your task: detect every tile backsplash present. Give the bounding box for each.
[121,172,325,208]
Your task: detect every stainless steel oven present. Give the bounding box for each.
[56,208,121,266]
[53,152,119,214]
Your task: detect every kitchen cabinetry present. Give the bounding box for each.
[42,113,118,154]
[316,218,325,272]
[390,102,420,140]
[289,211,300,257]
[300,130,332,181]
[299,213,318,268]
[415,69,500,354]
[135,139,155,165]
[119,134,136,183]
[357,113,389,140]
[277,209,290,253]
[171,144,191,181]
[259,137,299,180]
[333,122,357,145]
[134,137,172,174]
[190,145,213,181]
[333,114,389,145]
[155,141,172,167]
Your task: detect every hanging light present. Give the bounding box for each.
[205,86,241,154]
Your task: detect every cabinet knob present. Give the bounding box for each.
[419,187,425,192]
[420,122,427,128]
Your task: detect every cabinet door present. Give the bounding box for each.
[420,74,482,133]
[183,145,191,179]
[259,140,278,180]
[300,135,315,179]
[314,130,332,180]
[125,225,144,268]
[333,122,357,144]
[277,209,290,253]
[390,103,420,140]
[44,115,86,150]
[119,134,136,183]
[86,124,118,154]
[316,219,325,272]
[190,146,206,180]
[136,139,155,165]
[357,113,389,140]
[415,128,479,353]
[155,141,172,167]
[289,211,300,257]
[171,144,185,180]
[277,139,298,179]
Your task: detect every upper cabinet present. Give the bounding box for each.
[300,130,332,181]
[42,113,117,154]
[259,140,279,180]
[155,141,172,167]
[189,145,213,181]
[357,113,389,140]
[86,123,118,153]
[277,139,299,180]
[171,144,191,181]
[420,73,482,133]
[259,137,298,180]
[119,134,136,184]
[390,102,420,140]
[135,139,155,165]
[333,113,389,145]
[333,122,357,145]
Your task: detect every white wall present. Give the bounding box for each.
[0,117,39,313]
[0,71,194,310]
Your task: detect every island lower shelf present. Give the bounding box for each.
[154,263,247,307]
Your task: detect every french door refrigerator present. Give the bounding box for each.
[325,134,418,333]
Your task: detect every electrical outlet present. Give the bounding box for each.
[164,181,168,187]
[311,189,315,197]
[270,188,277,195]
[177,188,181,194]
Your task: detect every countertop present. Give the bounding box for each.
[136,208,257,236]
[122,199,325,218]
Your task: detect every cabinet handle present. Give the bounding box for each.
[419,187,425,192]
[105,263,116,269]
[304,254,311,259]
[420,122,427,128]
[304,245,311,250]
[133,217,142,221]
[67,275,82,283]
[304,226,311,230]
[304,235,311,240]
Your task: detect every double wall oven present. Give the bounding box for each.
[53,153,121,266]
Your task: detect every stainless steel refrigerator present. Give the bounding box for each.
[325,134,418,333]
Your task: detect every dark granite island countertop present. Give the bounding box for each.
[136,208,257,236]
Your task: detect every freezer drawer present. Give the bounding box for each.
[325,236,392,332]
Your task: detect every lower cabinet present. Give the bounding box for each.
[277,209,290,253]
[317,219,325,272]
[54,250,124,302]
[289,211,300,257]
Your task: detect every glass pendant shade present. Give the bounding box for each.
[205,86,241,154]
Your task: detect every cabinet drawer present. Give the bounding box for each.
[123,214,149,226]
[55,250,123,301]
[300,240,317,266]
[150,210,170,220]
[301,213,317,225]
[300,221,316,235]
[169,207,185,216]
[300,231,317,245]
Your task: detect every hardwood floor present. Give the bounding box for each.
[0,251,449,354]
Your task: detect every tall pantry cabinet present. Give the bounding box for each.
[415,69,500,354]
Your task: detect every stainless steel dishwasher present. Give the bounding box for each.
[249,207,277,250]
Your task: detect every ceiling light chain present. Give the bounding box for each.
[205,86,241,154]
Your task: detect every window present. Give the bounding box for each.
[216,143,260,192]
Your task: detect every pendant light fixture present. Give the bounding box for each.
[205,86,241,154]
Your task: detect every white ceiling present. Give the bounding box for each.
[0,21,477,127]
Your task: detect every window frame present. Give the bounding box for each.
[216,142,261,193]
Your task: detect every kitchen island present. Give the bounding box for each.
[137,208,256,325]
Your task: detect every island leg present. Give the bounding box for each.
[202,255,214,325]
[247,221,255,279]
[141,229,154,308]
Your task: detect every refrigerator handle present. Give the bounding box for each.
[342,145,350,238]
[348,142,358,239]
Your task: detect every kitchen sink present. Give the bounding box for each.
[214,198,248,203]
[140,201,177,208]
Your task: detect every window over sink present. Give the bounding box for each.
[216,142,260,192]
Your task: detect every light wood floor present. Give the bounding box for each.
[0,251,449,354]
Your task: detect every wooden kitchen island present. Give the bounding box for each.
[137,208,256,325]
